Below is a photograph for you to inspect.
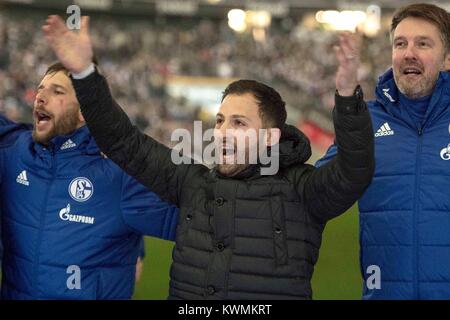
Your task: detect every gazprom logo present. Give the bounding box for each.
[440,143,450,161]
[68,177,94,202]
[59,204,95,225]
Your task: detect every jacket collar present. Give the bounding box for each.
[375,68,450,124]
[278,124,311,168]
[32,125,100,155]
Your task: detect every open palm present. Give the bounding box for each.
[334,31,361,96]
[42,15,93,74]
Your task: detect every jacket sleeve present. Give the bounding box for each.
[295,87,374,223]
[0,114,32,180]
[120,172,179,241]
[71,69,191,206]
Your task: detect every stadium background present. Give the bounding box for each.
[0,0,447,299]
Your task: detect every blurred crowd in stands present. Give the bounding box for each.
[0,8,392,147]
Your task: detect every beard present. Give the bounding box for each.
[214,139,256,177]
[395,71,438,99]
[32,108,80,145]
[215,163,251,177]
[215,143,260,177]
[394,61,441,99]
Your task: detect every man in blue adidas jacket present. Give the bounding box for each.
[0,117,31,282]
[317,3,450,299]
[0,62,179,299]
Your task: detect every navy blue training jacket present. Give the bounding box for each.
[317,70,450,299]
[0,116,178,299]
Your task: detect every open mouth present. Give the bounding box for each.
[220,143,236,164]
[402,67,422,76]
[222,145,235,156]
[34,109,52,124]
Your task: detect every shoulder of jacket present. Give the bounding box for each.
[283,162,314,182]
[1,130,31,149]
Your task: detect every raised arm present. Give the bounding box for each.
[297,32,374,223]
[43,15,192,205]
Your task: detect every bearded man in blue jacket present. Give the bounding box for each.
[317,3,450,299]
[0,62,179,299]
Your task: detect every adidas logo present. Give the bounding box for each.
[375,122,394,137]
[61,139,76,150]
[16,170,30,186]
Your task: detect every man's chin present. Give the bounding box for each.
[399,84,428,99]
[216,164,249,177]
[396,73,435,99]
[32,129,53,145]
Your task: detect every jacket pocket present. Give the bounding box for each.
[271,196,288,266]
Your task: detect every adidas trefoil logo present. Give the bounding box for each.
[375,122,395,137]
[61,139,77,150]
[16,170,30,186]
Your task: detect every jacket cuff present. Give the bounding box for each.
[71,63,96,79]
[71,67,102,107]
[335,85,365,115]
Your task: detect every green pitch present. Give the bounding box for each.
[133,204,362,300]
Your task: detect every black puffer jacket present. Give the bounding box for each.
[73,70,374,299]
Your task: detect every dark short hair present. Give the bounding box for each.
[221,79,287,129]
[391,3,450,53]
[45,57,99,76]
[45,62,70,76]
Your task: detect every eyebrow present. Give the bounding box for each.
[415,36,434,42]
[216,113,251,120]
[37,83,67,91]
[394,35,434,42]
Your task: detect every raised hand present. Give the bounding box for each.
[42,15,93,74]
[334,31,362,96]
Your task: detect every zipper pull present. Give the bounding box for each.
[418,128,423,136]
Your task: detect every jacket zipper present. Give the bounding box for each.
[413,127,423,299]
[32,149,57,297]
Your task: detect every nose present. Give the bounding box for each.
[219,121,230,135]
[215,120,233,142]
[35,90,47,106]
[403,43,418,60]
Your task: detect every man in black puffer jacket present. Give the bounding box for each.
[43,16,374,299]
